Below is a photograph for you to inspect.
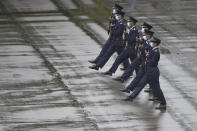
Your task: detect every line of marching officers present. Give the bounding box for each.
[88,4,167,110]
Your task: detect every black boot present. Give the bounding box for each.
[88,65,99,70]
[149,97,159,101]
[155,104,167,110]
[88,60,97,64]
[122,96,134,101]
[120,88,130,93]
[102,71,112,76]
[144,88,152,93]
[113,77,125,83]
[120,67,126,71]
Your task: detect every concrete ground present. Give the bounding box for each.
[0,0,196,130]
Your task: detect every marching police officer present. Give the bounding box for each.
[114,22,153,83]
[89,10,129,71]
[88,4,123,64]
[103,16,138,76]
[149,38,167,110]
[120,30,154,93]
[122,37,167,110]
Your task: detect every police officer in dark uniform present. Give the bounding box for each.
[149,38,167,110]
[114,22,153,83]
[122,37,167,110]
[89,10,130,71]
[103,16,138,76]
[120,30,154,93]
[88,4,123,64]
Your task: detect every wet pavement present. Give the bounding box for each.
[0,0,197,130]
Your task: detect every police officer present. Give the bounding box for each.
[103,16,138,76]
[122,37,167,110]
[149,38,167,110]
[114,22,153,82]
[89,10,129,71]
[88,4,123,64]
[120,30,154,93]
